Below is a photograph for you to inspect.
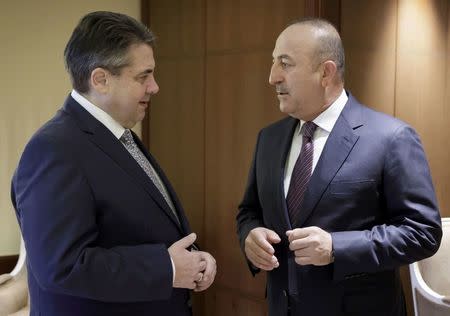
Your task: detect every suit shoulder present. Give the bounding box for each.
[348,99,413,135]
[22,109,82,157]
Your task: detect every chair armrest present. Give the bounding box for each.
[0,274,12,285]
[0,272,28,315]
[8,304,30,316]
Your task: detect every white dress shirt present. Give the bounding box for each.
[284,90,348,197]
[71,90,125,139]
[71,90,177,283]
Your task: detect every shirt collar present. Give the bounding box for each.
[71,89,126,139]
[299,89,348,134]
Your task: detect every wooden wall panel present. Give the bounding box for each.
[207,0,305,52]
[150,58,206,234]
[147,0,206,238]
[341,0,397,115]
[447,0,450,218]
[395,0,450,218]
[146,1,307,314]
[205,287,267,316]
[146,0,205,58]
[204,1,305,314]
[147,1,206,314]
[204,52,282,312]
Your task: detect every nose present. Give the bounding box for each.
[269,63,281,86]
[147,77,159,95]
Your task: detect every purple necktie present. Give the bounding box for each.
[287,121,317,226]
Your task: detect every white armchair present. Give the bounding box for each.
[0,237,29,316]
[409,217,450,316]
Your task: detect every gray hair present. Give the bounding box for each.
[64,11,156,93]
[289,18,345,81]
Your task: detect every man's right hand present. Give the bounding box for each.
[168,233,206,289]
[244,227,281,271]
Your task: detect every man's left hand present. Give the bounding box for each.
[286,226,333,266]
[193,251,217,292]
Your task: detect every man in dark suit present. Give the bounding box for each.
[11,11,216,316]
[236,18,442,316]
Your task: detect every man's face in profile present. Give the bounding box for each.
[105,43,159,129]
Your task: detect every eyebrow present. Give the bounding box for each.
[273,54,293,61]
[137,68,154,76]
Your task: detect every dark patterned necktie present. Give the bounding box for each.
[286,121,317,226]
[120,129,180,225]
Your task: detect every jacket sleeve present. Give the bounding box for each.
[331,125,442,280]
[12,134,173,302]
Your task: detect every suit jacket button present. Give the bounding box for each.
[187,298,192,307]
[283,290,287,297]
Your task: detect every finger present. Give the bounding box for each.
[194,282,210,292]
[246,248,278,270]
[195,273,215,290]
[199,253,216,283]
[295,256,312,266]
[248,234,279,259]
[289,236,311,251]
[247,252,276,270]
[172,233,197,249]
[198,260,207,272]
[246,245,278,266]
[286,228,310,242]
[195,265,216,292]
[251,233,276,255]
[188,281,197,290]
[194,272,203,282]
[294,247,315,257]
[266,230,281,244]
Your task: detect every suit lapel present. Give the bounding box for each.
[62,96,185,232]
[274,117,299,231]
[132,132,190,232]
[296,95,361,227]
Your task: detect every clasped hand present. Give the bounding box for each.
[168,233,217,292]
[244,226,333,270]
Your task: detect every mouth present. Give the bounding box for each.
[139,101,149,108]
[276,87,289,96]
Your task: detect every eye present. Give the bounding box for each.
[281,60,290,68]
[138,75,149,83]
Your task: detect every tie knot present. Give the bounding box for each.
[120,129,134,146]
[301,121,317,139]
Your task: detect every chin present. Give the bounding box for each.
[279,102,293,115]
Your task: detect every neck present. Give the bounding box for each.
[324,83,344,107]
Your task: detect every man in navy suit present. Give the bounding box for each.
[236,18,442,315]
[11,11,216,316]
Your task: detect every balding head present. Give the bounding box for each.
[286,18,345,81]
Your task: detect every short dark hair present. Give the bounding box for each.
[64,11,156,93]
[288,18,345,81]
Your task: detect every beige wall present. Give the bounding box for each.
[0,0,140,256]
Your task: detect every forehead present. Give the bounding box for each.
[272,24,314,59]
[125,43,155,70]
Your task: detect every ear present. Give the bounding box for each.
[89,68,110,94]
[320,60,338,87]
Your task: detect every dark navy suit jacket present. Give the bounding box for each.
[237,93,442,316]
[11,96,193,316]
